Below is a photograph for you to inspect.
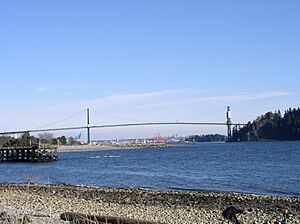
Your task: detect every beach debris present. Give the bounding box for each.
[18,215,32,224]
[26,213,51,218]
[0,212,32,224]
[222,206,244,224]
[60,212,167,224]
[269,209,294,223]
[0,212,13,223]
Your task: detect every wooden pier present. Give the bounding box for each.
[0,144,58,162]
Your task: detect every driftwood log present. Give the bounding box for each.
[222,206,244,224]
[60,212,167,224]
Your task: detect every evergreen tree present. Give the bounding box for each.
[232,108,300,141]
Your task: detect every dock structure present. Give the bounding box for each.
[0,145,58,162]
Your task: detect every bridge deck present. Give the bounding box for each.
[0,122,247,135]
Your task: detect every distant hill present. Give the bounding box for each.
[185,134,226,142]
[232,108,300,141]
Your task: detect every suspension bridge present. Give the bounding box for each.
[0,106,246,143]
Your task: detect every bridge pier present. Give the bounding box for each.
[87,108,91,144]
[226,106,232,141]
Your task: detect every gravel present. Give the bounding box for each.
[0,184,298,223]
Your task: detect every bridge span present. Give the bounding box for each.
[0,107,246,142]
[0,121,245,135]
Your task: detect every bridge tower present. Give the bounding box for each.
[87,108,91,144]
[226,106,232,140]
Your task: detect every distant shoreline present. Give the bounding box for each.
[57,143,172,153]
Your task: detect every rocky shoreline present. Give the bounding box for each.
[0,184,299,223]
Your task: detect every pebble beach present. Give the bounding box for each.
[0,184,299,224]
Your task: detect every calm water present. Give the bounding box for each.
[0,142,299,197]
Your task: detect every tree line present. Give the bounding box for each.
[0,132,80,147]
[232,108,300,141]
[185,134,226,142]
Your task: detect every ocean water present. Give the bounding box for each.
[0,142,299,197]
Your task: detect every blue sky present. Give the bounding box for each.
[0,1,299,140]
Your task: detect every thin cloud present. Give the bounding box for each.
[23,89,189,128]
[209,91,294,102]
[100,89,188,103]
[79,89,189,107]
[134,90,295,109]
[32,89,189,113]
[42,89,294,112]
[36,85,52,93]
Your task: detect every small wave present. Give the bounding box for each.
[103,155,120,158]
[90,155,121,159]
[169,187,208,192]
[264,189,300,197]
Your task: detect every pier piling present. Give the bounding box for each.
[0,145,58,162]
